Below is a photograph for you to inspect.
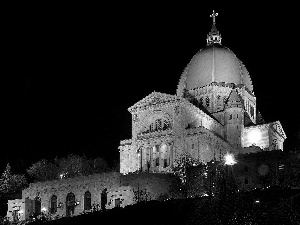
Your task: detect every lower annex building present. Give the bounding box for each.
[7,11,286,222]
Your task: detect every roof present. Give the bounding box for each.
[225,89,244,109]
[177,45,253,96]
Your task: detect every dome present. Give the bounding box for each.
[177,45,253,95]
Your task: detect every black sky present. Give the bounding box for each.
[2,5,300,173]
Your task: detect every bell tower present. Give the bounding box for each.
[224,89,244,148]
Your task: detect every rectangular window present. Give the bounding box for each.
[229,114,232,120]
[156,158,159,167]
[163,158,168,168]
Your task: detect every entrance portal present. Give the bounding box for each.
[66,193,75,216]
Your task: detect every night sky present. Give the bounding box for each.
[2,5,300,174]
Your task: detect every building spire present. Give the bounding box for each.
[210,10,218,25]
[207,10,222,45]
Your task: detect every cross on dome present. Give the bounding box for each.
[207,10,222,45]
[210,10,218,25]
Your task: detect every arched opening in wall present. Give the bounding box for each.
[101,188,107,210]
[34,197,41,216]
[142,117,171,135]
[84,191,91,211]
[162,119,171,130]
[155,119,161,131]
[160,144,169,168]
[50,195,57,214]
[12,209,19,222]
[146,147,151,172]
[153,145,160,167]
[66,193,75,216]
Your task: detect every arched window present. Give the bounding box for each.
[66,193,75,216]
[162,120,170,130]
[50,195,57,214]
[84,191,91,210]
[155,119,162,131]
[148,118,171,133]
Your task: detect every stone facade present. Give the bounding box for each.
[7,172,175,222]
[119,17,287,175]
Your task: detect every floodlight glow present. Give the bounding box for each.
[248,129,261,144]
[224,153,236,165]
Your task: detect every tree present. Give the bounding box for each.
[92,157,110,174]
[27,159,59,182]
[0,163,28,194]
[27,155,111,182]
[172,153,206,198]
[133,187,152,203]
[57,154,85,178]
[213,165,238,200]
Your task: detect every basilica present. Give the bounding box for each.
[7,11,287,222]
[119,11,286,175]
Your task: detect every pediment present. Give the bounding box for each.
[128,91,178,113]
[270,121,287,139]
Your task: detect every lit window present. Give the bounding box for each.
[278,164,284,170]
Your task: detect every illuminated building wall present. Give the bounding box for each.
[242,125,269,149]
[242,121,286,151]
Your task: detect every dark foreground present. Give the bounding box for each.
[10,189,300,225]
